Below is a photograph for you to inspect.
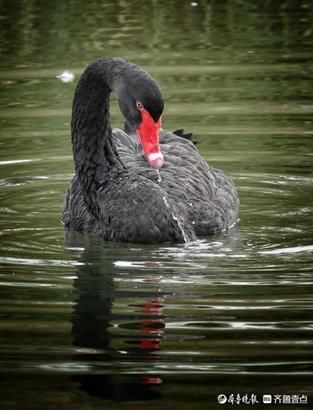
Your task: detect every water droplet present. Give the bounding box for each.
[162,196,189,243]
[156,170,162,183]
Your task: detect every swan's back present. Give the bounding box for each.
[114,128,239,235]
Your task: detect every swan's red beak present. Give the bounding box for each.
[136,110,164,169]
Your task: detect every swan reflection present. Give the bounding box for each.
[68,233,163,400]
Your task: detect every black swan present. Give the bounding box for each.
[62,57,239,243]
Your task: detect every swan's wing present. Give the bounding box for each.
[92,127,238,236]
[113,127,139,151]
[149,129,239,234]
[171,128,198,145]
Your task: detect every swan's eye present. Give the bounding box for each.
[136,101,144,111]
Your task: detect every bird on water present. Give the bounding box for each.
[62,57,239,243]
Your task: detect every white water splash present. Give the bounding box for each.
[162,196,189,243]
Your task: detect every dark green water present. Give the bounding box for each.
[1,1,313,409]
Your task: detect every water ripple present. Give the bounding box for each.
[0,256,83,267]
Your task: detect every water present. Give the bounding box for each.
[1,1,313,408]
[156,169,162,183]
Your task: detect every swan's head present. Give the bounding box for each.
[117,66,164,169]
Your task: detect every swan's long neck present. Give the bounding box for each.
[71,59,125,201]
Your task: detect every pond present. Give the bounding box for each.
[0,1,313,409]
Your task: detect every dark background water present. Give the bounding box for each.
[0,1,313,409]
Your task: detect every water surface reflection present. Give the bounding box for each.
[1,0,313,408]
[70,235,163,400]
